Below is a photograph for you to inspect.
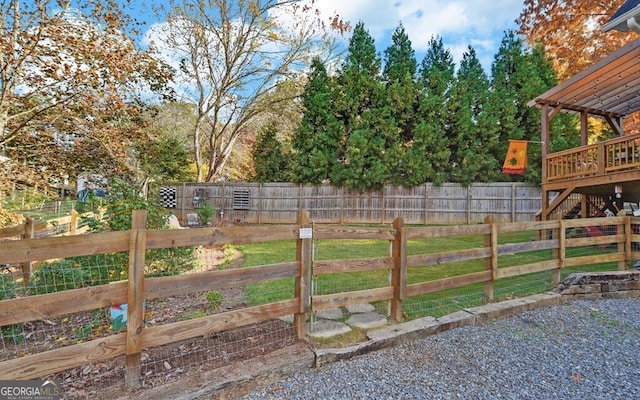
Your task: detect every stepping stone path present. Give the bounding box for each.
[345,312,387,330]
[316,308,344,320]
[307,319,352,338]
[306,303,388,338]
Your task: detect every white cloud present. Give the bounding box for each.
[305,0,523,71]
[143,0,523,74]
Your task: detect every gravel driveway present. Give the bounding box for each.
[243,298,640,400]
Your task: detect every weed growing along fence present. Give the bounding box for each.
[0,212,637,398]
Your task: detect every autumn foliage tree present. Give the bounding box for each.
[518,0,640,135]
[517,0,635,81]
[0,0,172,193]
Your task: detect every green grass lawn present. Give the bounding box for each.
[238,229,622,320]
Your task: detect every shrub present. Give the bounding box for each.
[79,179,200,278]
[0,274,16,301]
[27,264,89,295]
[1,271,24,344]
[0,324,24,344]
[196,203,214,225]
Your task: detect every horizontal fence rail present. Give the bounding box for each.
[0,211,638,396]
[0,211,88,241]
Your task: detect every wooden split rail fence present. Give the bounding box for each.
[0,211,86,241]
[0,211,91,282]
[0,211,638,388]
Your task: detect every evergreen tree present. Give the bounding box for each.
[487,31,531,182]
[488,31,577,184]
[382,24,421,186]
[331,22,387,189]
[252,122,291,182]
[136,136,193,182]
[383,24,417,83]
[523,42,580,183]
[416,36,455,184]
[291,57,343,184]
[450,46,500,185]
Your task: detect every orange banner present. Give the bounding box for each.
[502,140,528,175]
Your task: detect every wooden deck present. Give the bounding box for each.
[527,31,640,221]
[542,133,640,219]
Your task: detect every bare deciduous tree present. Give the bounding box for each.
[155,0,342,182]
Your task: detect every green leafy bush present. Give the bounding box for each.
[0,274,16,301]
[146,247,200,277]
[196,203,214,225]
[82,179,168,232]
[0,274,23,343]
[27,264,90,295]
[23,180,201,295]
[0,323,24,344]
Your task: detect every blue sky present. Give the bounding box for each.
[134,0,525,75]
[303,0,525,72]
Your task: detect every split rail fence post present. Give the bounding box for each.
[20,217,35,284]
[620,214,629,271]
[554,219,565,286]
[391,218,406,322]
[624,215,632,270]
[295,211,312,339]
[69,210,79,236]
[125,210,147,388]
[483,215,495,301]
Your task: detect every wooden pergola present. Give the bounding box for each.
[529,39,640,163]
[528,39,640,219]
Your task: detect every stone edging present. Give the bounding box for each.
[316,271,640,367]
[153,271,640,399]
[557,270,640,299]
[314,292,562,367]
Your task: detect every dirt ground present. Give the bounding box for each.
[2,244,300,399]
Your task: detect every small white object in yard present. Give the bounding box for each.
[167,214,185,229]
[634,261,640,270]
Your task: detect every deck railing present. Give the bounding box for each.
[546,133,640,182]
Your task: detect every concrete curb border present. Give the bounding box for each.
[315,292,563,367]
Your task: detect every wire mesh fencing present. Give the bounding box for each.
[1,255,128,398]
[311,236,394,321]
[1,214,638,398]
[401,217,628,319]
[0,240,299,398]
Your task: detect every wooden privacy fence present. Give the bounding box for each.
[0,212,638,390]
[158,182,541,225]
